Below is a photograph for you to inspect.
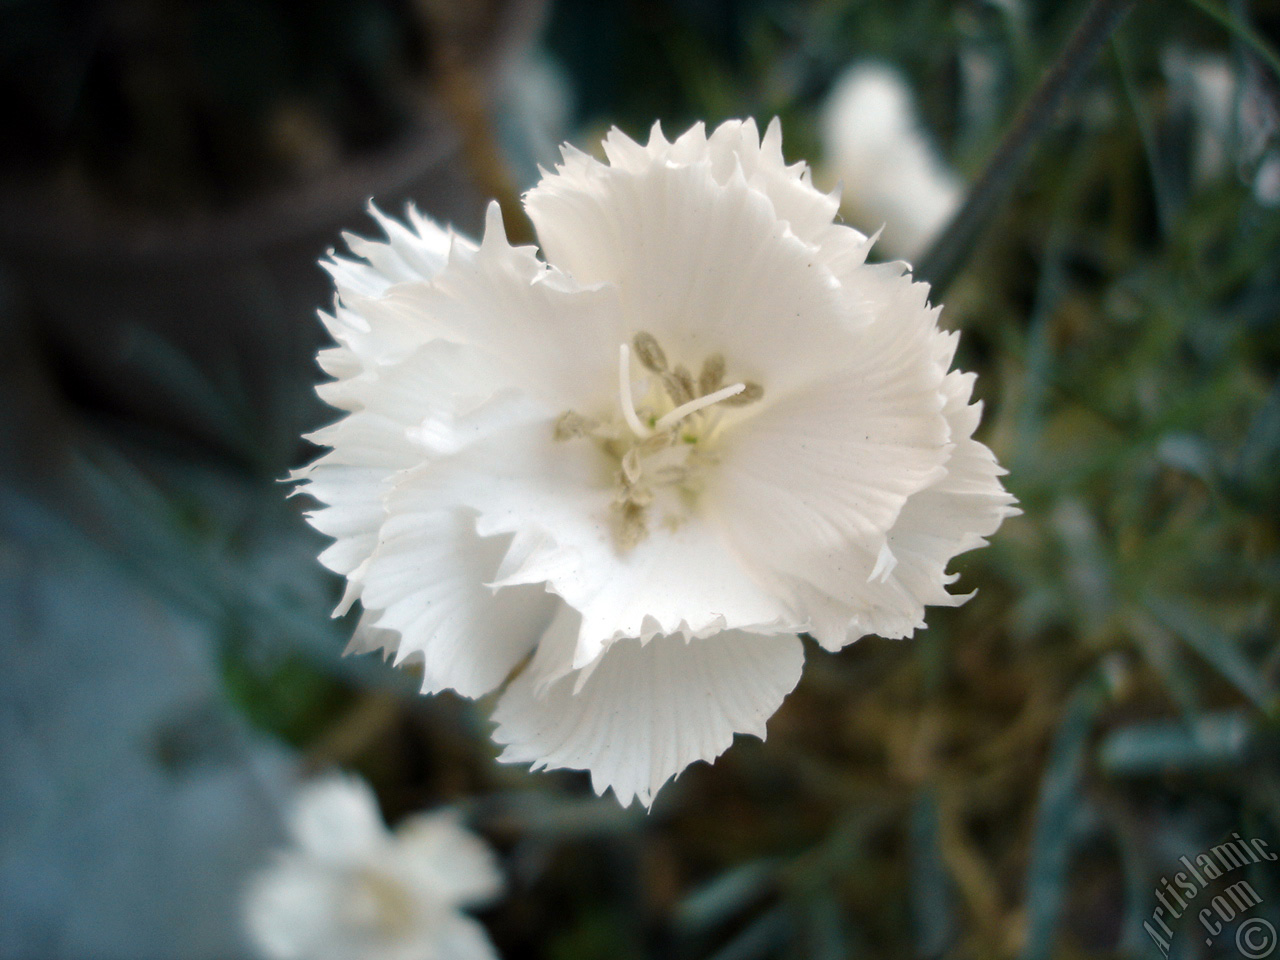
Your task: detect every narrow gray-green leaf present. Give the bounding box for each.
[1145,596,1272,711]
[1098,711,1253,775]
[1021,671,1111,960]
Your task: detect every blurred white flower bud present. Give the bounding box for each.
[820,63,964,261]
[243,775,504,960]
[1163,49,1280,206]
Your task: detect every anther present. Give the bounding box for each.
[650,465,689,485]
[613,484,653,507]
[674,365,697,403]
[661,368,695,406]
[698,354,725,396]
[718,380,764,406]
[654,382,747,431]
[632,332,668,373]
[553,410,595,440]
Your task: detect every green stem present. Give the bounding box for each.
[1112,33,1175,238]
[1184,0,1280,80]
[916,0,1140,295]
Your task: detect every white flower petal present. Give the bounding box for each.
[313,205,457,396]
[858,371,1020,635]
[243,856,345,960]
[492,606,804,807]
[300,118,1015,806]
[393,811,504,909]
[360,509,558,698]
[715,334,951,555]
[526,146,864,395]
[419,913,502,960]
[305,340,516,465]
[346,609,398,657]
[364,202,628,415]
[705,118,852,249]
[383,425,797,667]
[245,775,505,960]
[314,300,436,397]
[324,203,453,303]
[301,463,395,583]
[711,295,955,637]
[762,369,1019,649]
[287,775,389,865]
[601,119,847,247]
[297,340,513,598]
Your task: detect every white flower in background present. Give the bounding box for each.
[820,64,964,260]
[1163,49,1280,207]
[243,775,503,960]
[296,118,1017,806]
[1167,51,1237,185]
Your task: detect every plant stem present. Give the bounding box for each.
[424,3,537,247]
[1184,0,1280,80]
[434,53,537,246]
[916,0,1140,295]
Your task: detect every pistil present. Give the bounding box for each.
[617,343,653,439]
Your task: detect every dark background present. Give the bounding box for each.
[1,1,1278,957]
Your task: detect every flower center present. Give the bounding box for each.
[343,866,417,936]
[554,332,763,551]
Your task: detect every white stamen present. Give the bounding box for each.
[618,343,653,439]
[654,382,746,431]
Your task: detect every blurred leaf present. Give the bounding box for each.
[1098,710,1253,775]
[1126,610,1203,718]
[1052,498,1116,635]
[1231,381,1280,508]
[1020,671,1112,960]
[704,905,790,960]
[1154,432,1217,485]
[909,788,956,958]
[1112,32,1178,235]
[107,324,265,469]
[1183,0,1280,79]
[1145,596,1273,712]
[480,791,642,840]
[1097,804,1160,956]
[221,649,352,748]
[675,859,779,935]
[799,892,854,960]
[545,906,646,960]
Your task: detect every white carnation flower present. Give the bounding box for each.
[296,118,1017,807]
[243,775,503,960]
[821,64,964,260]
